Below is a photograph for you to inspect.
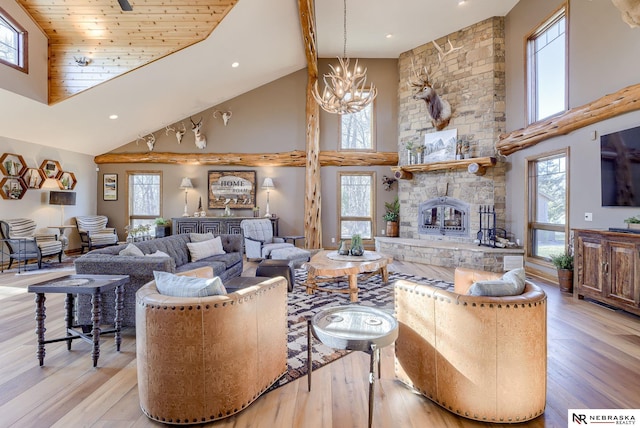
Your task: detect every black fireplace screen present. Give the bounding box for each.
[418,197,469,236]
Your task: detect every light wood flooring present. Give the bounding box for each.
[0,259,639,427]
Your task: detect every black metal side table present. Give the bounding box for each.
[27,274,129,367]
[307,305,398,428]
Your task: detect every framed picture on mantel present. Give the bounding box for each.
[103,173,117,201]
[208,170,256,209]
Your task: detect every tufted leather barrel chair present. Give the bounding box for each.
[394,267,547,423]
[136,267,287,425]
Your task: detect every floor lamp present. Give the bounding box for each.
[262,177,274,217]
[49,190,76,248]
[180,177,193,217]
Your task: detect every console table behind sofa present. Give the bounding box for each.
[173,216,278,236]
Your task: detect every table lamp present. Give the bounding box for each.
[179,177,194,217]
[262,177,274,217]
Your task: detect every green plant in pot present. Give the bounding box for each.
[154,217,171,238]
[550,252,574,293]
[383,197,400,237]
[350,234,364,256]
[624,215,640,230]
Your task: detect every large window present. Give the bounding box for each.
[526,150,569,262]
[0,7,27,72]
[339,172,375,240]
[127,171,162,228]
[526,6,566,124]
[339,92,375,150]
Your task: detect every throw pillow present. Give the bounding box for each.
[118,243,144,257]
[186,236,226,261]
[153,271,227,297]
[190,232,215,243]
[467,268,526,297]
[145,250,170,257]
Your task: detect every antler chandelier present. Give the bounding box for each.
[312,0,377,114]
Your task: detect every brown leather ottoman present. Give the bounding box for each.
[256,259,295,292]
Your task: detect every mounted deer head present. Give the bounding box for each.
[611,0,640,27]
[213,110,232,126]
[409,38,461,131]
[190,117,207,149]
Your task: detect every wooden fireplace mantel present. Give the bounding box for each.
[391,156,497,179]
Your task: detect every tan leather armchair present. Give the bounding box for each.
[394,267,547,423]
[136,267,287,425]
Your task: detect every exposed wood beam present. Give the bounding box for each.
[299,0,322,250]
[497,82,640,156]
[93,151,398,166]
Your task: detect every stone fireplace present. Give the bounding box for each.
[374,17,524,272]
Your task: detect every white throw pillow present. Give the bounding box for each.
[118,243,144,257]
[467,268,526,297]
[187,236,226,261]
[190,232,215,243]
[153,271,227,297]
[145,250,170,257]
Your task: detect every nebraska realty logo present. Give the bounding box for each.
[569,409,638,426]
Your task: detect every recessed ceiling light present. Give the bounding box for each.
[458,0,467,5]
[109,114,118,120]
[231,62,239,68]
[385,34,393,39]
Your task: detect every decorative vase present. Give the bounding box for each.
[338,240,350,255]
[350,245,364,256]
[557,268,573,293]
[224,205,231,217]
[386,221,399,237]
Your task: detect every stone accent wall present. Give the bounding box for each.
[397,17,507,243]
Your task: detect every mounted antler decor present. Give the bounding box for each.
[611,0,640,27]
[409,38,462,131]
[190,117,207,149]
[213,110,232,126]
[136,133,156,151]
[166,122,187,144]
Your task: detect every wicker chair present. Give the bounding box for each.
[0,218,63,269]
[75,215,118,253]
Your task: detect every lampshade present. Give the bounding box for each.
[179,177,193,189]
[262,177,274,189]
[49,191,76,206]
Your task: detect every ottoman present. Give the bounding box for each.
[256,259,295,292]
[225,276,269,292]
[270,246,311,268]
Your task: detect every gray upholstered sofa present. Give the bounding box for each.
[74,233,243,327]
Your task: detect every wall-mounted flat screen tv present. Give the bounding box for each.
[601,126,640,206]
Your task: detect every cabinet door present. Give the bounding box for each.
[606,240,639,306]
[576,234,604,296]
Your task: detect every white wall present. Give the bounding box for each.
[0,138,96,250]
[505,0,640,274]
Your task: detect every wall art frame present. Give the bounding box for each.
[103,173,118,201]
[208,170,256,209]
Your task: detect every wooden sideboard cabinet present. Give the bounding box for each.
[172,216,278,236]
[574,229,640,316]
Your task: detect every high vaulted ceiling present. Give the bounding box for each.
[0,0,519,156]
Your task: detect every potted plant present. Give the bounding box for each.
[154,217,171,238]
[550,252,574,293]
[350,234,364,256]
[383,196,400,237]
[624,215,640,230]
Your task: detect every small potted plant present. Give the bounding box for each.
[624,215,640,231]
[154,217,171,238]
[350,234,364,256]
[550,252,574,293]
[383,196,400,237]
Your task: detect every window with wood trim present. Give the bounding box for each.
[339,92,375,150]
[338,172,375,241]
[526,6,567,125]
[0,7,27,73]
[127,171,162,228]
[526,149,569,262]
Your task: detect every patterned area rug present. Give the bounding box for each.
[3,255,78,275]
[267,269,453,392]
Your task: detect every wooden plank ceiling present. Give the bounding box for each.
[17,0,238,104]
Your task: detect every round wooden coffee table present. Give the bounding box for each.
[304,250,392,302]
